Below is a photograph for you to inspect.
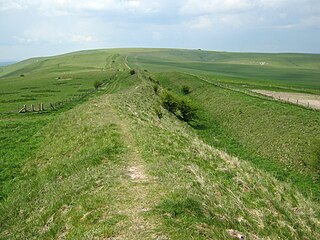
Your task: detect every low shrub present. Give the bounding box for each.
[153,84,159,94]
[149,76,159,84]
[161,91,197,123]
[178,99,197,122]
[181,85,191,95]
[129,69,135,75]
[94,80,103,89]
[161,91,179,113]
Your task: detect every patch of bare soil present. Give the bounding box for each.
[128,166,148,181]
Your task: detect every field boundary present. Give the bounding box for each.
[0,73,118,115]
[185,72,320,111]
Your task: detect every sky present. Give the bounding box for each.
[1,0,320,61]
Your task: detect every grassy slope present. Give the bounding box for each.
[0,50,126,112]
[128,49,320,194]
[1,49,320,239]
[153,72,320,199]
[111,77,320,239]
[128,49,320,92]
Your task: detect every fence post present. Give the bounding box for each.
[31,104,34,112]
[19,105,26,113]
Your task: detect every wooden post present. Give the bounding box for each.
[19,105,26,113]
[308,102,310,108]
[31,104,34,112]
[41,103,44,111]
[297,99,298,104]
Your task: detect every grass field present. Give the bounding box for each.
[1,48,319,239]
[0,50,127,113]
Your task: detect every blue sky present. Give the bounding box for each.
[1,0,320,61]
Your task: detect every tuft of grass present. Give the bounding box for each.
[94,80,103,89]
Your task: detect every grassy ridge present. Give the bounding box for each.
[109,75,320,239]
[1,48,320,239]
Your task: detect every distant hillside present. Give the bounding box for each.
[0,62,17,66]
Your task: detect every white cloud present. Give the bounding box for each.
[181,0,320,15]
[0,0,162,15]
[13,36,39,43]
[0,0,24,11]
[181,0,254,15]
[190,15,213,29]
[69,34,95,43]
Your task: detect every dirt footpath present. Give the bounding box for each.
[252,89,320,110]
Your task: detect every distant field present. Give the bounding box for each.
[0,51,127,112]
[128,49,320,91]
[0,62,17,67]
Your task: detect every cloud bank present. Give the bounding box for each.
[0,0,319,60]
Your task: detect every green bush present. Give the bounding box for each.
[94,80,103,89]
[129,69,135,75]
[149,76,159,84]
[153,84,159,94]
[161,91,197,123]
[181,85,190,95]
[161,91,178,113]
[178,99,197,122]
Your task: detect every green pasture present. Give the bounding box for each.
[1,48,320,239]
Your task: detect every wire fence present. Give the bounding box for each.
[0,73,117,115]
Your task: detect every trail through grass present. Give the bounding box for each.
[1,49,320,239]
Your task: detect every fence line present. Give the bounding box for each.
[0,73,117,115]
[271,95,314,110]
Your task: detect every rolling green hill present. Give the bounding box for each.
[1,48,319,239]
